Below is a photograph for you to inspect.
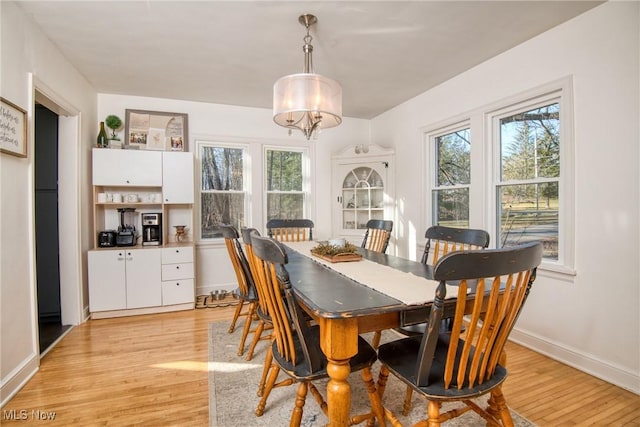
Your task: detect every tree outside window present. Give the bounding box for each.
[432,127,471,227]
[265,149,305,220]
[498,102,560,259]
[200,145,246,239]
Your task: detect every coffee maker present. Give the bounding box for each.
[142,213,162,246]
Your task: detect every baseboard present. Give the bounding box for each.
[90,303,194,319]
[196,282,237,297]
[0,352,39,408]
[510,328,640,395]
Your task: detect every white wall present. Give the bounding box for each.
[1,2,97,404]
[371,2,639,393]
[97,94,370,294]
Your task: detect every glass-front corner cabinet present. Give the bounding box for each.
[332,145,394,239]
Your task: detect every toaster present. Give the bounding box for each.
[98,230,117,247]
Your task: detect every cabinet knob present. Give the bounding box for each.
[175,249,180,253]
[176,266,180,269]
[126,180,130,184]
[176,282,180,286]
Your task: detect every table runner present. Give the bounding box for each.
[283,241,455,306]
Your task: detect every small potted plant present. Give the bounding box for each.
[105,115,123,141]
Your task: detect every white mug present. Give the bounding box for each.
[97,193,107,203]
[112,193,122,203]
[125,194,138,203]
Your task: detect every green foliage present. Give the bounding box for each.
[311,242,358,256]
[105,115,122,139]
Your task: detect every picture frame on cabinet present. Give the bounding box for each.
[124,109,188,151]
[0,97,27,158]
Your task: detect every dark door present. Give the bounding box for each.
[35,104,66,354]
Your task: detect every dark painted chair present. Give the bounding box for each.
[250,235,385,426]
[392,224,491,413]
[240,227,273,395]
[219,224,258,357]
[360,219,393,254]
[266,218,314,242]
[377,241,543,427]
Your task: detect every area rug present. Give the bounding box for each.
[208,321,535,427]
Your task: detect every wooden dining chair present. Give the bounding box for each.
[376,241,543,427]
[240,227,274,396]
[388,224,491,414]
[219,224,259,357]
[372,225,491,350]
[250,235,385,426]
[266,218,314,242]
[360,219,393,253]
[420,225,491,265]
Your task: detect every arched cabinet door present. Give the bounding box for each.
[332,145,394,241]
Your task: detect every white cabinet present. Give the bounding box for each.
[162,152,194,204]
[88,248,161,312]
[93,149,162,186]
[89,149,196,317]
[161,246,195,305]
[332,145,395,242]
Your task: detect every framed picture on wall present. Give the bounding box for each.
[124,109,188,151]
[0,97,27,158]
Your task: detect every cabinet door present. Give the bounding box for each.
[93,149,162,186]
[88,250,127,312]
[335,162,390,236]
[125,248,162,309]
[162,152,194,203]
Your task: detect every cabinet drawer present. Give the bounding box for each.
[161,246,193,264]
[162,262,194,280]
[162,279,194,305]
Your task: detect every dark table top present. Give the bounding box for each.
[283,246,435,319]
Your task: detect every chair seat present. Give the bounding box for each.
[273,324,378,381]
[377,334,507,400]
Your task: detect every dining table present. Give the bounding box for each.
[281,241,459,427]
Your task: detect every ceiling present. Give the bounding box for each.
[16,1,602,119]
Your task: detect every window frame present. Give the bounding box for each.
[196,139,251,242]
[422,77,575,276]
[487,79,574,274]
[428,121,472,228]
[262,145,311,225]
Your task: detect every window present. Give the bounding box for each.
[423,78,574,272]
[431,126,471,227]
[264,148,308,220]
[496,102,560,260]
[199,143,248,239]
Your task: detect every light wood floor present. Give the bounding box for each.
[3,307,639,426]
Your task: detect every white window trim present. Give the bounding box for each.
[262,145,311,228]
[425,120,472,228]
[485,77,575,275]
[420,77,575,276]
[195,139,252,243]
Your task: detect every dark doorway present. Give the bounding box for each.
[35,104,70,354]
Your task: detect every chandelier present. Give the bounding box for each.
[273,14,342,140]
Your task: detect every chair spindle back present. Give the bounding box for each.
[422,225,490,265]
[361,219,393,253]
[266,219,314,242]
[416,241,542,390]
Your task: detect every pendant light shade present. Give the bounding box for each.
[273,14,342,140]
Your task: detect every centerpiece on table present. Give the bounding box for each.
[310,239,363,263]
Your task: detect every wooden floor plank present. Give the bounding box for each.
[2,307,639,426]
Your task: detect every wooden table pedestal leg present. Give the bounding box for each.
[326,357,352,426]
[320,317,358,427]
